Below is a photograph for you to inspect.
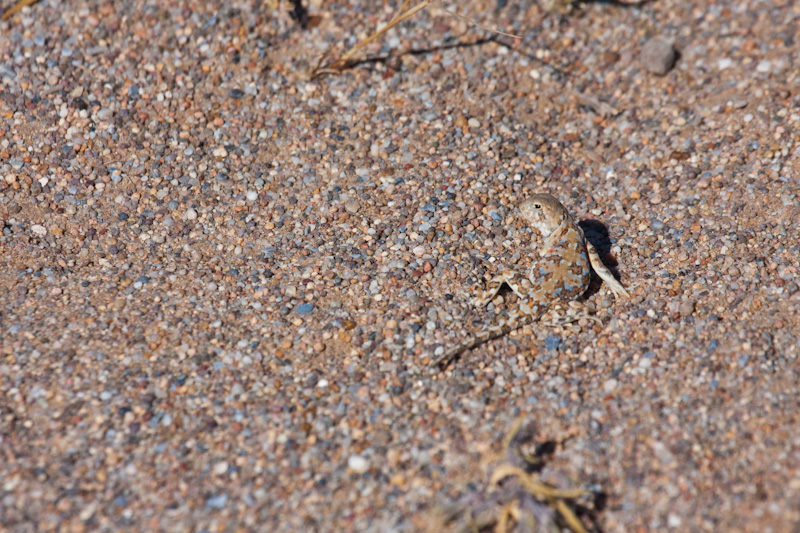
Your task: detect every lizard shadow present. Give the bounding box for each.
[578,219,625,300]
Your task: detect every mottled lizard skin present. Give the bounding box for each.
[433,193,629,368]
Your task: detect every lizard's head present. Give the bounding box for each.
[519,193,570,236]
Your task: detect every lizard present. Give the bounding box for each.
[432,193,629,368]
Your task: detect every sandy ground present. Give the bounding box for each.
[1,0,799,531]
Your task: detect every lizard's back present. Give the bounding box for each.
[520,194,592,308]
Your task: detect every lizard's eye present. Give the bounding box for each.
[533,203,541,209]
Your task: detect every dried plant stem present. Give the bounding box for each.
[313,1,520,77]
[2,0,40,20]
[330,0,429,71]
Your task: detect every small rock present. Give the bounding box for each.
[348,455,369,474]
[544,335,561,351]
[603,378,618,393]
[31,224,47,236]
[640,38,677,75]
[296,303,314,315]
[344,199,360,214]
[205,494,228,509]
[756,60,771,73]
[600,51,620,66]
[184,208,197,220]
[679,300,695,318]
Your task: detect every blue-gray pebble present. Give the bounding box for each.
[296,303,314,315]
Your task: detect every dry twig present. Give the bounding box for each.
[2,0,40,20]
[429,419,598,533]
[312,1,519,78]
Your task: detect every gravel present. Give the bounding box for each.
[1,0,799,532]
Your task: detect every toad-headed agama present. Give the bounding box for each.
[433,193,629,368]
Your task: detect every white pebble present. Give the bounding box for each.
[603,378,618,392]
[184,208,197,220]
[246,190,258,201]
[347,455,369,474]
[31,224,47,236]
[213,461,228,475]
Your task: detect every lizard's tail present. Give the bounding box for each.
[431,311,541,369]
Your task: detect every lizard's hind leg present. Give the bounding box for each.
[472,271,528,307]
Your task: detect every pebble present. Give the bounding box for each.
[296,303,314,315]
[345,199,360,214]
[184,208,197,220]
[544,335,561,351]
[717,58,733,70]
[31,224,47,236]
[205,494,228,509]
[348,455,370,474]
[640,38,677,75]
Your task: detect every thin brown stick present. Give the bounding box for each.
[433,1,520,40]
[330,1,429,71]
[313,0,520,78]
[2,0,40,20]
